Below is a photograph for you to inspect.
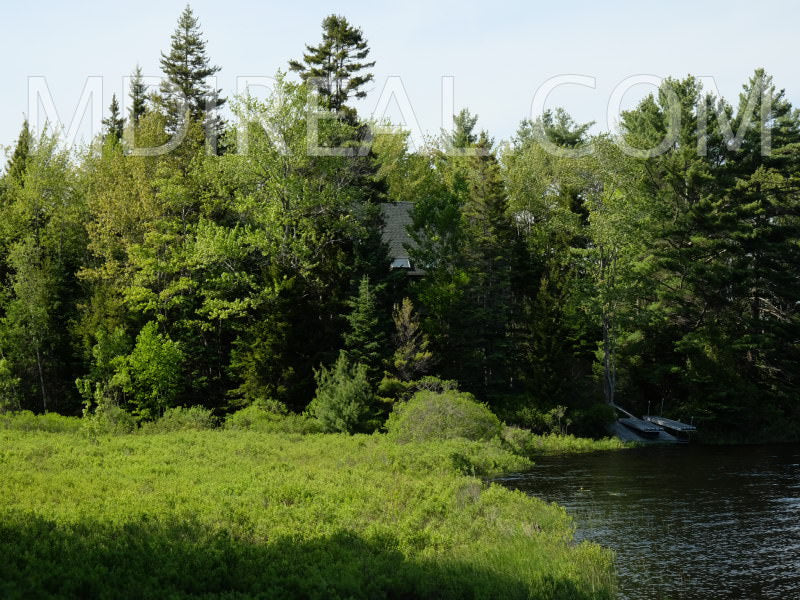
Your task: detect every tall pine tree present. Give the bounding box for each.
[102,94,124,142]
[158,5,225,137]
[289,14,375,116]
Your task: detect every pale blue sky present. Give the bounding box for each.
[1,0,798,152]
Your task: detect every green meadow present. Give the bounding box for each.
[0,423,618,599]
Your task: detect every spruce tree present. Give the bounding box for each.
[289,14,375,114]
[447,109,479,149]
[343,276,386,382]
[102,94,125,141]
[129,65,148,125]
[158,5,225,134]
[5,120,32,184]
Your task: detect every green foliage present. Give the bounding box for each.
[0,357,21,413]
[0,6,798,450]
[139,406,217,434]
[225,403,323,434]
[386,389,502,443]
[0,410,82,433]
[390,297,433,381]
[102,94,124,141]
[308,352,374,433]
[343,276,386,382]
[289,14,375,114]
[113,322,184,420]
[0,428,615,599]
[157,5,224,134]
[80,391,137,437]
[501,427,628,457]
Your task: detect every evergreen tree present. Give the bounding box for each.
[158,5,225,135]
[129,65,148,125]
[390,298,432,381]
[343,276,386,382]
[4,120,32,185]
[102,94,124,141]
[289,14,375,115]
[446,109,479,149]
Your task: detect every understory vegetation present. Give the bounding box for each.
[0,419,619,599]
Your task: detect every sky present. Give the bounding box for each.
[1,0,798,153]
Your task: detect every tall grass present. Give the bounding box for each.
[0,428,616,599]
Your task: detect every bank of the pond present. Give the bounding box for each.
[0,428,618,599]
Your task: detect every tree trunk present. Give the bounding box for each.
[35,345,48,413]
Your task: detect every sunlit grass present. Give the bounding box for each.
[0,428,616,599]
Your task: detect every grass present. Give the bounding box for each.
[501,427,631,457]
[0,426,617,599]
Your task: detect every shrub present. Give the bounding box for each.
[225,404,323,434]
[501,426,628,456]
[570,403,617,438]
[82,398,137,436]
[0,410,82,433]
[307,352,373,434]
[139,406,218,434]
[385,390,502,443]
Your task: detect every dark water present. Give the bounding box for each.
[498,445,800,599]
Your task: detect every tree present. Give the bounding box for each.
[445,109,479,150]
[307,351,373,433]
[343,276,386,381]
[4,120,32,185]
[113,321,184,420]
[0,133,87,414]
[129,64,148,125]
[158,5,225,135]
[289,14,375,115]
[102,94,125,141]
[516,107,594,149]
[390,298,432,381]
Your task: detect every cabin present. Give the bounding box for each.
[380,202,425,276]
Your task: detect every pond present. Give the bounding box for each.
[498,444,800,599]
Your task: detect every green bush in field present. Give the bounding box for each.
[386,389,502,443]
[307,352,373,434]
[139,406,218,433]
[225,403,323,434]
[82,398,137,436]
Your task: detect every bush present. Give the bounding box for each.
[570,403,617,438]
[307,352,373,434]
[0,410,82,433]
[82,399,137,436]
[501,426,628,456]
[225,404,323,435]
[385,390,502,443]
[139,406,218,434]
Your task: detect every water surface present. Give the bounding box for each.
[498,444,800,599]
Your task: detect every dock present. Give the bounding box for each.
[608,404,693,444]
[643,415,696,433]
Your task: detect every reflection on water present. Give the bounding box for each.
[498,445,800,599]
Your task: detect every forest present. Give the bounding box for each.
[1,5,799,443]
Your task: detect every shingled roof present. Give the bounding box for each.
[380,202,424,276]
